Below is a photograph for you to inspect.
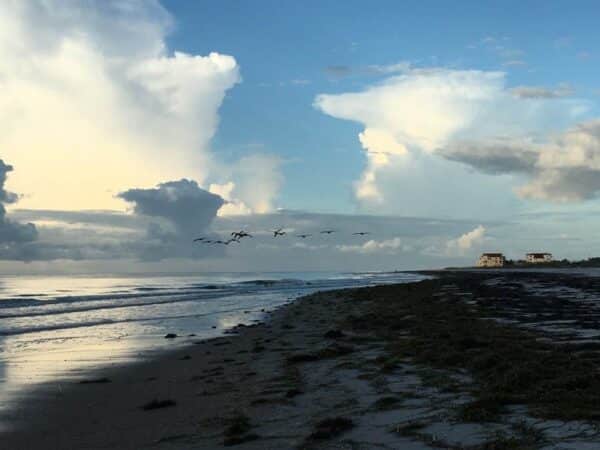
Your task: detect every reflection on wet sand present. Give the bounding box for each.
[0,271,423,431]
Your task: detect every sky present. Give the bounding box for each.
[2,0,600,274]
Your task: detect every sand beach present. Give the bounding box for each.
[5,270,600,449]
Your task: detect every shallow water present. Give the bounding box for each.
[0,271,424,415]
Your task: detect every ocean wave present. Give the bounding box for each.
[0,285,232,310]
[237,278,306,287]
[0,305,265,336]
[0,289,250,319]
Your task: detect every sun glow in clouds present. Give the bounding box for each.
[0,1,239,211]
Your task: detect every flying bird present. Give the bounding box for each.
[231,230,252,239]
[352,232,370,236]
[320,230,336,235]
[273,228,286,237]
[296,234,312,239]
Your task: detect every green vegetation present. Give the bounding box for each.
[341,278,600,422]
[308,417,354,441]
[223,414,260,446]
[372,396,403,411]
[504,256,600,268]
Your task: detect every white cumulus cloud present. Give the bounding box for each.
[447,225,486,255]
[315,68,590,207]
[0,1,240,211]
[337,237,406,254]
[210,154,283,215]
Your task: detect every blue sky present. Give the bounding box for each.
[163,0,600,213]
[1,0,600,273]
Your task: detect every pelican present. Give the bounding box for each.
[352,232,370,236]
[231,230,252,239]
[273,228,286,237]
[296,234,312,239]
[320,230,336,235]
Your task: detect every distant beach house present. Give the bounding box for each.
[477,253,505,268]
[526,252,553,264]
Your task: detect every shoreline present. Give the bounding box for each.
[5,270,600,448]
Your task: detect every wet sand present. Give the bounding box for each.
[4,270,600,449]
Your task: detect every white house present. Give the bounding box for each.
[477,253,505,268]
[526,253,553,263]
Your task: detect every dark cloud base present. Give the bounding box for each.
[0,160,38,260]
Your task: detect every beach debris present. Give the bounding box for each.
[223,433,260,447]
[164,333,178,339]
[285,388,302,398]
[223,414,260,447]
[286,344,354,363]
[141,399,176,411]
[78,377,111,384]
[155,433,190,444]
[308,417,354,440]
[372,396,402,411]
[324,329,345,339]
[225,414,251,435]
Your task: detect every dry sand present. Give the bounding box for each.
[4,272,600,449]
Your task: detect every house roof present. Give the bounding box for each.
[481,253,503,257]
[527,253,552,257]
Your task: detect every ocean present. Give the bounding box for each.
[0,271,424,414]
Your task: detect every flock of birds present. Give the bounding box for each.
[193,228,371,245]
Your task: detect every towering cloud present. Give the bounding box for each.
[447,225,486,255]
[0,0,240,210]
[210,154,283,216]
[315,68,591,206]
